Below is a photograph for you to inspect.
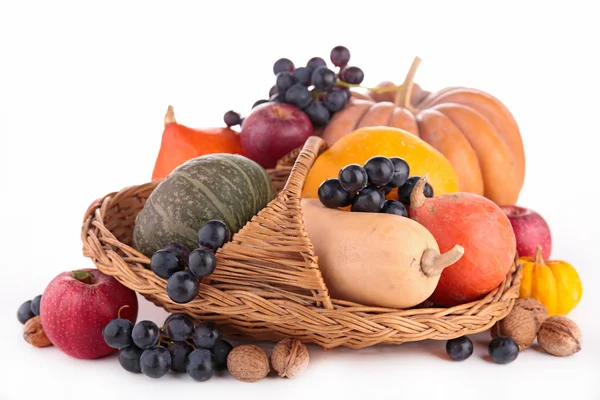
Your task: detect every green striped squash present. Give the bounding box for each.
[132,153,276,257]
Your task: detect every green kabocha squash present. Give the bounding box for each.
[133,153,276,257]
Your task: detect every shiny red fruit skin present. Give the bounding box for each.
[40,268,138,359]
[409,192,516,307]
[500,205,552,260]
[240,102,314,169]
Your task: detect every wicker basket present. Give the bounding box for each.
[81,136,522,349]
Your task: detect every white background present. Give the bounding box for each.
[1,1,599,399]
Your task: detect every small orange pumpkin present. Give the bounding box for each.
[519,246,583,316]
[322,57,525,206]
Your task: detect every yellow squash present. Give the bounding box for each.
[519,246,582,316]
[302,126,460,201]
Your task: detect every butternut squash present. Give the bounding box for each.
[301,198,464,309]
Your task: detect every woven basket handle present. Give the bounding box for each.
[280,136,327,198]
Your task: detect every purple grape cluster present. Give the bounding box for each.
[223,45,364,129]
[103,313,233,381]
[149,220,231,304]
[317,155,434,215]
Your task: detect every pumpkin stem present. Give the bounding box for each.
[420,245,465,277]
[409,174,429,209]
[394,56,422,112]
[534,245,545,264]
[164,105,176,126]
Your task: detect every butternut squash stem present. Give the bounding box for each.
[394,56,422,112]
[421,245,465,277]
[409,174,429,209]
[164,105,176,126]
[534,245,545,264]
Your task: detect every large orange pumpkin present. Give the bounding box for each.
[321,57,525,205]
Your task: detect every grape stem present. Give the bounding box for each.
[157,333,197,349]
[336,80,406,94]
[117,305,130,319]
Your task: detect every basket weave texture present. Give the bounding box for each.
[82,136,522,349]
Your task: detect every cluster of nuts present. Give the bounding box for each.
[491,297,582,357]
[227,338,310,382]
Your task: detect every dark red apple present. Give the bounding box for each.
[240,102,314,168]
[500,205,552,259]
[40,268,138,359]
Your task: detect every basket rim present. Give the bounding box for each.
[81,137,523,349]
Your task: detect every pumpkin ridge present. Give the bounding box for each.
[218,156,261,223]
[422,88,525,189]
[386,104,398,126]
[172,169,238,231]
[209,171,248,229]
[146,196,199,239]
[389,108,420,137]
[415,109,483,194]
[433,102,521,205]
[321,100,373,147]
[356,102,397,129]
[431,91,518,157]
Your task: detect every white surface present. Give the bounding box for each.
[1,1,599,399]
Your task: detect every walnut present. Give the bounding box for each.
[514,298,548,330]
[491,306,537,350]
[227,345,270,382]
[537,316,582,357]
[270,338,309,378]
[23,316,52,348]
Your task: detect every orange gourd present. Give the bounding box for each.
[302,126,460,201]
[322,57,525,205]
[407,177,517,307]
[519,246,583,316]
[151,106,244,180]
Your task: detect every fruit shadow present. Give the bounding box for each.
[312,340,451,364]
[229,337,450,366]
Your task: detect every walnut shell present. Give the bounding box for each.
[270,338,309,378]
[491,306,537,350]
[227,345,270,382]
[537,316,582,357]
[23,316,52,348]
[515,298,548,330]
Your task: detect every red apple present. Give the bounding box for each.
[500,205,552,259]
[40,268,138,359]
[240,102,314,168]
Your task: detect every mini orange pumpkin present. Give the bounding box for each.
[322,57,525,206]
[519,246,582,316]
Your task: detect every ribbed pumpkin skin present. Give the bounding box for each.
[321,86,524,206]
[133,153,275,257]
